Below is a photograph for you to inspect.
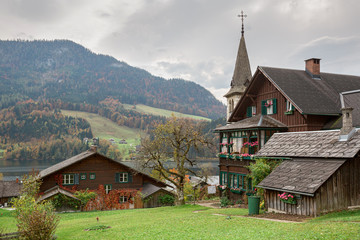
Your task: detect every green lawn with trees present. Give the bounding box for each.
[1,206,359,239]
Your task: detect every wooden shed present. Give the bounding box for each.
[0,181,22,206]
[257,128,360,216]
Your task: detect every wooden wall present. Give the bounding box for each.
[315,156,360,215]
[143,190,174,208]
[265,156,360,216]
[40,154,162,193]
[265,190,316,216]
[234,73,336,132]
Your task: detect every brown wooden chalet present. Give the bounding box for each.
[256,118,360,216]
[38,147,173,209]
[215,58,360,201]
[0,181,22,206]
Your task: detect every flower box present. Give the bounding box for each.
[278,192,297,205]
[285,110,294,115]
[230,188,243,194]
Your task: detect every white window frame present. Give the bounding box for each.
[105,185,112,194]
[286,100,293,111]
[251,106,256,116]
[119,173,128,183]
[119,195,128,203]
[63,174,74,185]
[266,99,273,115]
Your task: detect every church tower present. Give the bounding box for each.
[224,11,252,121]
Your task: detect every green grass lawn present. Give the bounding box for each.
[123,104,211,121]
[1,206,359,239]
[61,110,146,159]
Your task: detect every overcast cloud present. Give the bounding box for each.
[1,0,359,103]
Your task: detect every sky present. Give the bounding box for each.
[1,0,360,104]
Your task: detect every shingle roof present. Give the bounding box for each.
[39,150,96,179]
[256,129,360,158]
[141,183,173,198]
[214,114,287,132]
[260,67,360,115]
[39,150,167,188]
[38,186,80,202]
[257,159,345,195]
[0,181,22,198]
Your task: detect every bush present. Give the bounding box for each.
[11,173,60,240]
[158,194,175,206]
[220,197,231,208]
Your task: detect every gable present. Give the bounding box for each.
[230,66,360,122]
[39,150,166,188]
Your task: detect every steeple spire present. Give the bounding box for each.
[224,11,252,121]
[224,11,252,98]
[238,10,247,37]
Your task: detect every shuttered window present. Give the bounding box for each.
[246,106,256,117]
[63,174,75,185]
[261,98,277,115]
[115,172,132,183]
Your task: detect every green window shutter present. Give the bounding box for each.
[246,107,252,117]
[291,104,295,110]
[115,173,120,183]
[74,174,79,185]
[220,172,222,185]
[261,100,267,115]
[272,98,277,114]
[128,172,132,183]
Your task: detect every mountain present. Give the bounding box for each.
[0,40,225,119]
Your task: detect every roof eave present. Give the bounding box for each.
[256,185,315,197]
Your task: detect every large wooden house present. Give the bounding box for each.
[216,57,360,201]
[38,147,173,210]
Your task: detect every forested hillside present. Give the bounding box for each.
[0,40,225,119]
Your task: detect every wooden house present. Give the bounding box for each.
[38,146,173,209]
[0,181,22,206]
[216,56,360,202]
[257,120,360,216]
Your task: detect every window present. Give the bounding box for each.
[80,173,87,180]
[227,173,247,189]
[119,173,128,183]
[89,173,96,180]
[119,195,128,203]
[105,184,112,194]
[246,106,256,117]
[261,99,277,115]
[286,99,295,111]
[63,174,74,185]
[220,172,228,185]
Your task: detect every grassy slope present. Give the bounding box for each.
[61,110,145,158]
[1,206,359,239]
[123,104,211,121]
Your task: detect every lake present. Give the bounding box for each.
[0,158,219,181]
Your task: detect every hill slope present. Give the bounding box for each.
[0,40,225,119]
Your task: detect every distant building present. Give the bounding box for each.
[0,181,22,206]
[38,147,173,210]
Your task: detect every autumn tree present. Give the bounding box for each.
[140,116,211,205]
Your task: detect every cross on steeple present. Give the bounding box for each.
[238,10,247,37]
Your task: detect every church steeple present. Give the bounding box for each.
[224,11,252,120]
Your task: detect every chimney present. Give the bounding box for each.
[339,107,356,141]
[305,58,321,78]
[90,145,97,152]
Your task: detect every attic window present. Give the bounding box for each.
[261,99,277,115]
